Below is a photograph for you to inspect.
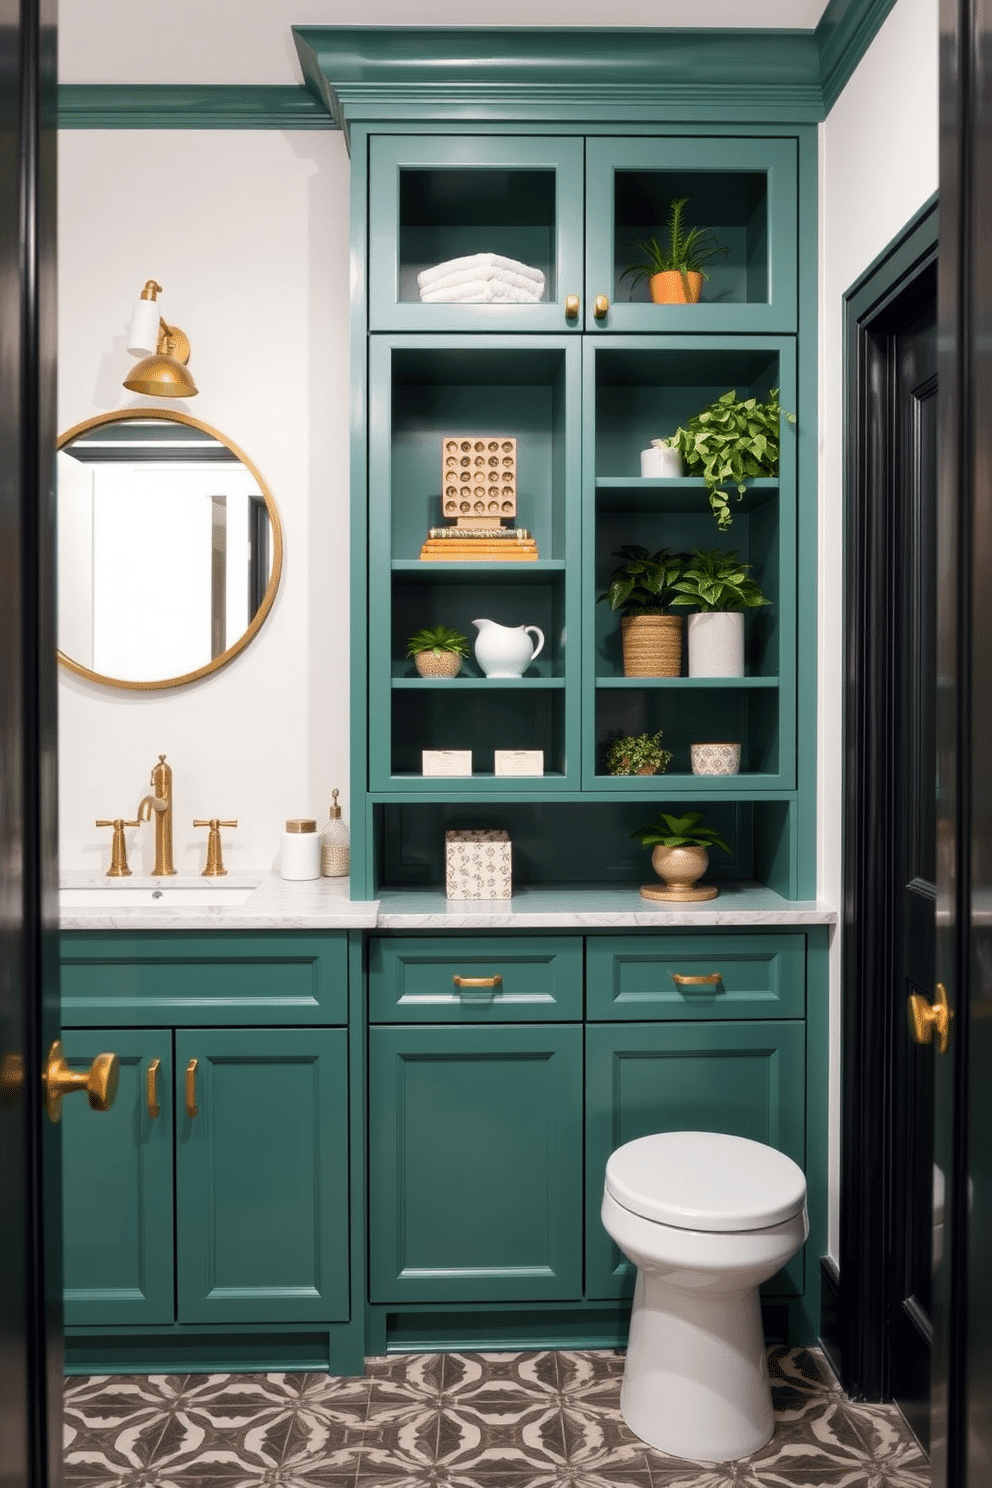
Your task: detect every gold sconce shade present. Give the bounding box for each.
[123,279,197,398]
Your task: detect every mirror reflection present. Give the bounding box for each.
[57,411,282,689]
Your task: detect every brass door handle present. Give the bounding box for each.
[45,1040,119,1123]
[564,294,580,318]
[452,975,503,989]
[908,982,953,1054]
[672,972,723,986]
[594,294,610,319]
[185,1058,199,1118]
[146,1058,161,1118]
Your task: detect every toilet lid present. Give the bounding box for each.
[604,1131,807,1232]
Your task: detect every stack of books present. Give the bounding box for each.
[419,526,539,561]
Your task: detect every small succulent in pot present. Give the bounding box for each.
[632,809,732,902]
[604,731,673,777]
[620,198,728,304]
[405,624,471,679]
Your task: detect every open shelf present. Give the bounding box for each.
[596,676,778,689]
[595,477,779,516]
[392,560,566,581]
[593,681,783,781]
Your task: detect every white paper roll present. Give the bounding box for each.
[126,298,161,357]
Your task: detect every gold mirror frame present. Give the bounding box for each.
[56,407,284,691]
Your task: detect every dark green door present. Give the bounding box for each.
[61,1029,174,1326]
[175,1028,349,1324]
[585,1020,806,1298]
[369,1024,583,1303]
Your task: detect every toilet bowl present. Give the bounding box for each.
[601,1130,808,1463]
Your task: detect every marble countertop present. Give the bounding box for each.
[60,873,835,932]
[58,870,378,931]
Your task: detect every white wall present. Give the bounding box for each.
[57,129,352,873]
[819,0,939,1258]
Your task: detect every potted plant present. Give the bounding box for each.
[405,624,470,679]
[598,545,685,677]
[631,809,732,902]
[604,731,673,777]
[658,388,796,530]
[620,197,728,306]
[670,548,771,677]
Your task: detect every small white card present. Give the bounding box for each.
[422,749,473,777]
[494,750,545,777]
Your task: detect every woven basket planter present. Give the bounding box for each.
[621,614,682,677]
[414,649,462,678]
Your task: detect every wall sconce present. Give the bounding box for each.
[123,280,198,398]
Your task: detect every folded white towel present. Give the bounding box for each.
[421,278,544,304]
[422,263,546,297]
[418,252,545,290]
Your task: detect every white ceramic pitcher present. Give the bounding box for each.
[472,618,545,678]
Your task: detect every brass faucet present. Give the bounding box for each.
[137,754,177,876]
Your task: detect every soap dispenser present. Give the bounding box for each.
[320,789,350,877]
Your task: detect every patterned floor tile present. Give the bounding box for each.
[63,1348,927,1488]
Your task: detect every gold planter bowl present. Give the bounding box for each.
[640,843,718,902]
[649,270,703,304]
[414,649,462,678]
[621,614,682,677]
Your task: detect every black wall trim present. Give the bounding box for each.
[819,1257,843,1381]
[840,192,938,1401]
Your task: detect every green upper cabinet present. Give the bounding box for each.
[584,137,798,334]
[368,135,586,334]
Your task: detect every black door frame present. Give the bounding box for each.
[833,194,939,1401]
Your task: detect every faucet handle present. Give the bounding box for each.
[193,819,238,878]
[95,818,140,878]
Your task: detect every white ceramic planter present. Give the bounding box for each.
[640,444,683,478]
[687,611,745,678]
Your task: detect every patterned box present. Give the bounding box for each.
[494,749,544,777]
[442,437,517,525]
[445,829,512,899]
[422,750,473,777]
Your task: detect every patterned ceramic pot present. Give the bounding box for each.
[414,649,462,678]
[691,742,742,777]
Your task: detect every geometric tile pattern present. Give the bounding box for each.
[64,1346,929,1488]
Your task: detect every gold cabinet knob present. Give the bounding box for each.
[564,294,580,318]
[44,1040,119,1123]
[908,982,953,1054]
[594,294,610,320]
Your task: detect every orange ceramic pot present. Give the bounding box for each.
[649,270,703,305]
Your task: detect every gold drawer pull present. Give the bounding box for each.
[452,975,503,989]
[185,1058,199,1118]
[672,972,723,986]
[146,1058,161,1119]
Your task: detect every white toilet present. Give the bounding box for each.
[601,1130,808,1463]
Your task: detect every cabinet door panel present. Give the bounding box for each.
[369,935,583,1021]
[175,1028,349,1323]
[369,135,586,334]
[586,933,806,1020]
[585,1021,805,1299]
[585,136,798,334]
[369,1025,582,1302]
[61,1029,174,1326]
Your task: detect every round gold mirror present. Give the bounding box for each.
[56,409,284,690]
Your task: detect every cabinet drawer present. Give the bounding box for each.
[60,932,348,1025]
[369,936,582,1021]
[585,934,805,1020]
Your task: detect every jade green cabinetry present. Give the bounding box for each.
[59,932,359,1374]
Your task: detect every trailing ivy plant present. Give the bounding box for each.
[604,731,673,777]
[620,198,728,297]
[670,549,771,613]
[405,624,471,658]
[597,545,685,616]
[630,809,732,854]
[658,388,796,531]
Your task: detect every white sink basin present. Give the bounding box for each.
[60,884,258,909]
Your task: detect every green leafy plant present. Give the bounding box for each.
[405,624,471,658]
[670,549,772,613]
[659,388,796,530]
[619,198,728,296]
[598,546,685,616]
[631,809,732,854]
[604,731,673,777]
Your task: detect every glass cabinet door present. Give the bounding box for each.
[585,136,798,334]
[369,135,586,333]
